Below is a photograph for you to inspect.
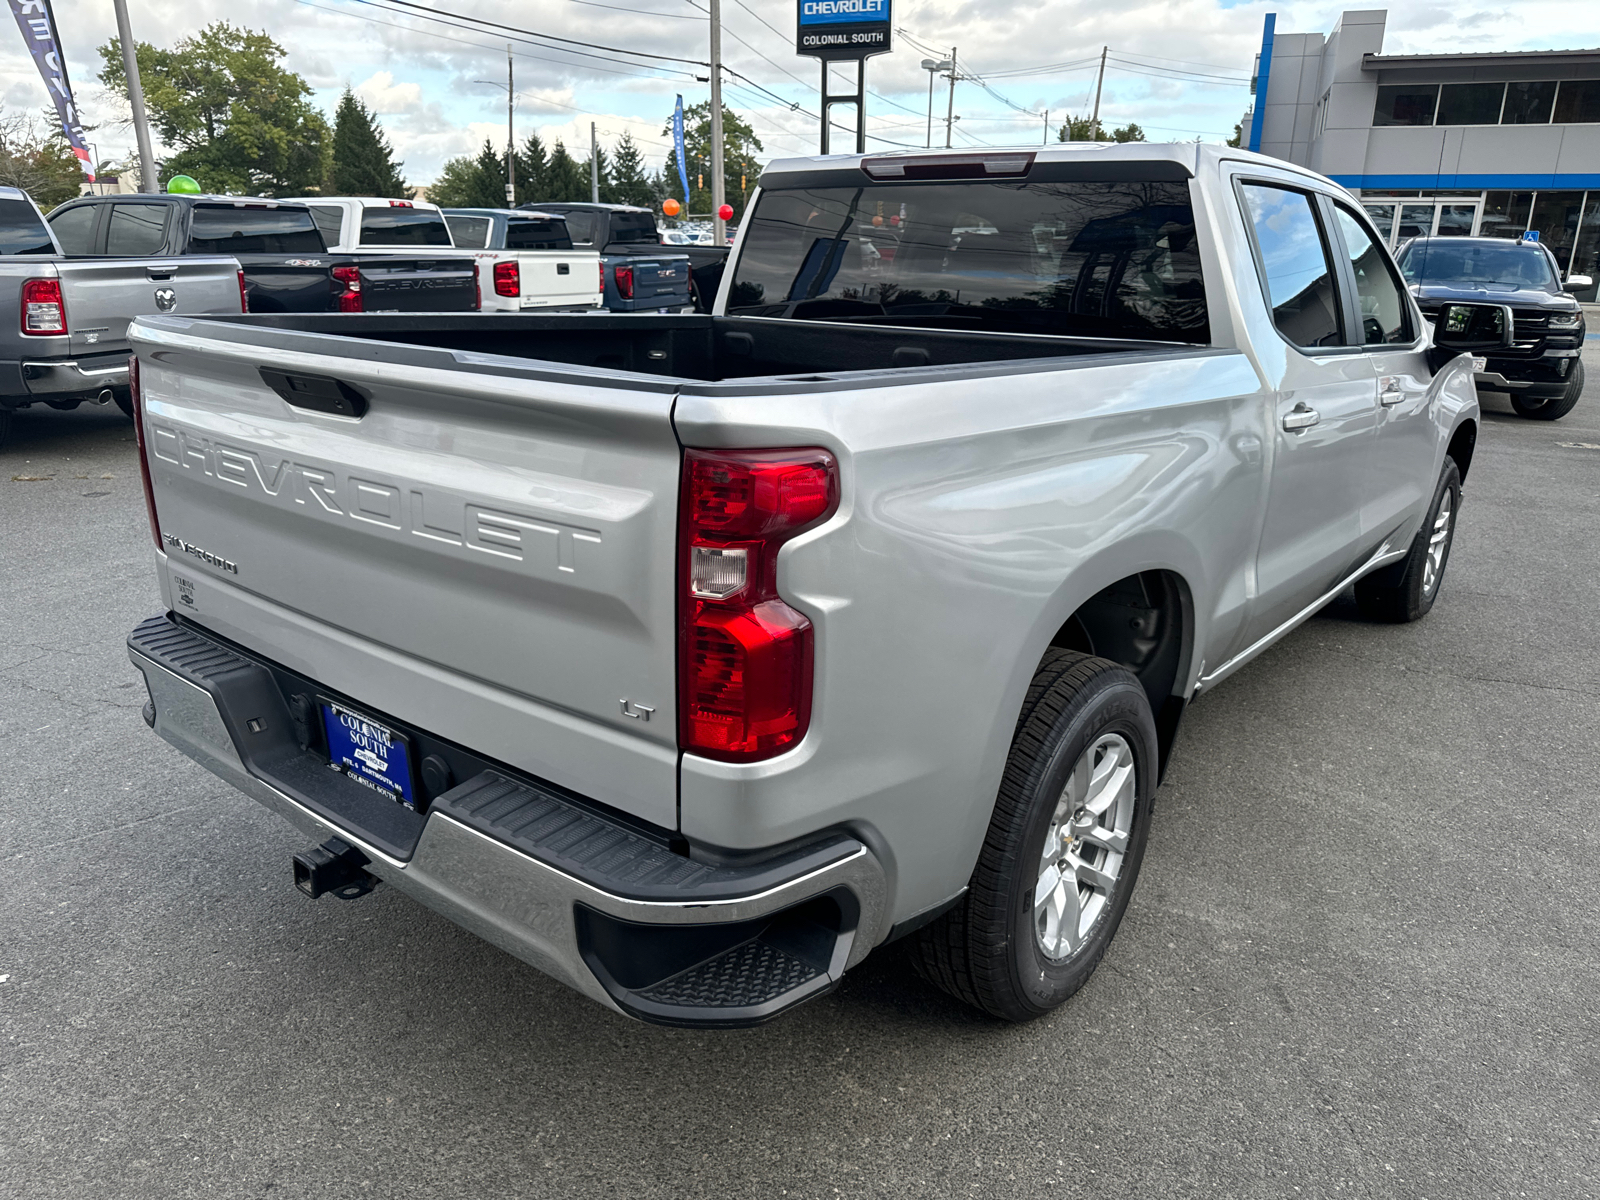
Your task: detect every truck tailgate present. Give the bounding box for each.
[131,317,682,827]
[358,257,479,312]
[620,254,691,306]
[517,251,602,309]
[57,256,242,352]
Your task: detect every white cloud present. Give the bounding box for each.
[356,71,423,115]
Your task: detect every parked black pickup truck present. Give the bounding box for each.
[522,202,691,312]
[1398,235,1589,421]
[46,195,479,315]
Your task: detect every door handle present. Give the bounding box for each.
[1379,376,1404,406]
[1282,402,1320,432]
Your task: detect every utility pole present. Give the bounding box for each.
[1090,46,1108,139]
[506,46,515,205]
[709,0,727,243]
[1044,109,1050,145]
[111,0,156,192]
[590,122,600,203]
[944,47,958,149]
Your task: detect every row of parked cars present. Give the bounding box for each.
[0,187,732,446]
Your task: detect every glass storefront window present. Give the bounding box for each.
[1363,204,1395,242]
[1553,80,1600,124]
[1503,81,1557,124]
[1479,192,1535,239]
[1436,205,1477,236]
[1569,197,1599,299]
[1397,204,1436,240]
[1374,85,1438,126]
[1528,191,1586,277]
[1437,83,1504,125]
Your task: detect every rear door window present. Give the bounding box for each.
[1239,183,1343,348]
[188,206,325,254]
[48,203,99,254]
[0,198,58,253]
[505,219,573,250]
[358,207,453,246]
[606,211,659,244]
[445,215,492,248]
[106,203,169,255]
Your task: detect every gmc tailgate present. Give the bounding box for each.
[130,315,681,827]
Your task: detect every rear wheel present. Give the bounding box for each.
[1509,360,1583,421]
[913,650,1158,1021]
[1355,458,1461,623]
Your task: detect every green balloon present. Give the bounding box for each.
[166,175,201,195]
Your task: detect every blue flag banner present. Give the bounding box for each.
[672,95,690,206]
[7,0,93,181]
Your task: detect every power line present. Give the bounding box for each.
[376,0,708,66]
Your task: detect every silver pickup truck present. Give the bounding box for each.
[125,145,1505,1028]
[0,186,242,448]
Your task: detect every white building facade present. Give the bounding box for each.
[1243,9,1600,299]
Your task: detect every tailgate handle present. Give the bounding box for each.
[259,368,369,418]
[557,263,570,275]
[148,271,174,281]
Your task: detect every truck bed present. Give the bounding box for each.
[171,312,1188,385]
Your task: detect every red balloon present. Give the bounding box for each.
[717,204,734,221]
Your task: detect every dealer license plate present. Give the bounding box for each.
[320,700,418,809]
[1472,356,1488,371]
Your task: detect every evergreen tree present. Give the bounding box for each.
[609,133,653,207]
[326,90,406,196]
[543,140,587,202]
[580,144,613,203]
[514,133,547,205]
[1058,115,1146,143]
[427,139,506,208]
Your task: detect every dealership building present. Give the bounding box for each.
[1242,8,1600,299]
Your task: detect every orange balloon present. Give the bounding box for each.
[662,198,681,217]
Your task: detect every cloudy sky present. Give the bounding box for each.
[8,0,1600,185]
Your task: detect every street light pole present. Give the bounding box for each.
[920,57,952,148]
[709,0,727,243]
[590,122,600,203]
[1091,46,1108,139]
[945,47,958,149]
[111,0,156,192]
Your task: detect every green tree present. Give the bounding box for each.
[542,140,587,202]
[1057,115,1146,143]
[0,107,89,209]
[427,138,506,208]
[326,89,406,197]
[97,22,328,196]
[1226,122,1243,148]
[608,132,653,207]
[659,101,762,220]
[514,132,547,205]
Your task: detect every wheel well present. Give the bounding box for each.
[1447,420,1477,482]
[1049,570,1192,779]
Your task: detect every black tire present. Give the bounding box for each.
[113,388,134,420]
[913,649,1158,1021]
[1354,458,1461,623]
[1509,360,1583,421]
[0,406,10,450]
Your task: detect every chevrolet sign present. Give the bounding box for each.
[796,0,890,59]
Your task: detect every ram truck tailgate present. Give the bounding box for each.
[132,316,680,826]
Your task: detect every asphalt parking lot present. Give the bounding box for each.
[3,346,1598,1200]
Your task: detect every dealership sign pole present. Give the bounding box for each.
[796,0,891,155]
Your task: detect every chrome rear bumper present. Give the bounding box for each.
[130,625,885,1025]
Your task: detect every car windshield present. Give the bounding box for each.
[0,198,55,253]
[727,179,1208,342]
[189,205,325,254]
[1398,240,1559,292]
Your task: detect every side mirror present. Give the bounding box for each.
[1565,273,1593,291]
[1427,302,1513,373]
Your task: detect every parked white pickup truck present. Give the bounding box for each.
[127,145,1505,1028]
[441,208,603,313]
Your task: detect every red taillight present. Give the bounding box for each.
[331,264,362,313]
[678,448,839,761]
[493,260,519,297]
[129,356,162,550]
[237,268,249,313]
[388,200,414,207]
[21,277,65,335]
[473,262,481,310]
[614,264,634,300]
[598,262,605,295]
